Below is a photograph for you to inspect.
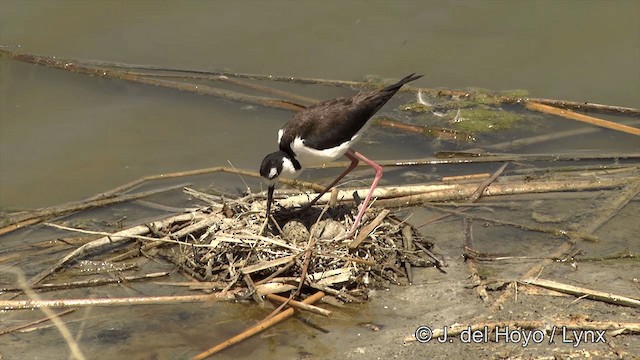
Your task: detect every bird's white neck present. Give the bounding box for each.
[281,156,299,177]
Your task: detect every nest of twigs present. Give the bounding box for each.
[154,189,442,303]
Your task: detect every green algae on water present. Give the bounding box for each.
[451,108,524,133]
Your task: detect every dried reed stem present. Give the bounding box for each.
[526,101,640,136]
[265,293,332,317]
[522,278,640,308]
[192,291,325,359]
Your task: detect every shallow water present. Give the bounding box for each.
[1,0,639,208]
[1,1,639,359]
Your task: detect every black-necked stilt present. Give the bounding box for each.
[260,73,422,237]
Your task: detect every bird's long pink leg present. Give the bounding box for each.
[302,151,359,210]
[345,150,383,237]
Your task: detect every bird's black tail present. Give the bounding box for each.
[383,73,423,92]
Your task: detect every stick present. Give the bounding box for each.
[0,283,297,310]
[442,173,491,182]
[427,163,507,277]
[574,252,638,262]
[468,163,509,202]
[476,152,638,314]
[575,182,640,234]
[309,152,640,169]
[488,127,602,151]
[279,184,455,208]
[0,291,242,310]
[376,177,635,209]
[192,291,325,359]
[265,293,332,317]
[243,274,263,304]
[3,155,635,238]
[401,226,414,284]
[216,75,318,105]
[86,166,323,203]
[240,255,298,274]
[426,205,597,242]
[412,241,447,270]
[2,165,326,237]
[522,278,640,308]
[463,219,490,302]
[30,212,208,285]
[0,49,415,95]
[349,209,391,249]
[254,260,297,285]
[2,266,86,360]
[1,183,189,234]
[8,183,189,222]
[5,49,636,116]
[487,121,640,151]
[1,49,303,112]
[424,201,515,208]
[511,163,640,175]
[0,218,43,237]
[438,89,640,115]
[0,272,169,293]
[296,204,331,296]
[517,97,640,116]
[44,222,181,243]
[493,245,575,311]
[0,309,76,336]
[526,101,640,136]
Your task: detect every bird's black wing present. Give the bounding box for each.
[280,73,423,153]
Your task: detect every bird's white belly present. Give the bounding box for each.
[291,135,359,168]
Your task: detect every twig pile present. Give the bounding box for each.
[156,192,439,302]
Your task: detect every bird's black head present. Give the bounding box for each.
[260,151,298,217]
[260,151,286,181]
[260,151,291,219]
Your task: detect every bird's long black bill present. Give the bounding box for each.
[265,184,275,219]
